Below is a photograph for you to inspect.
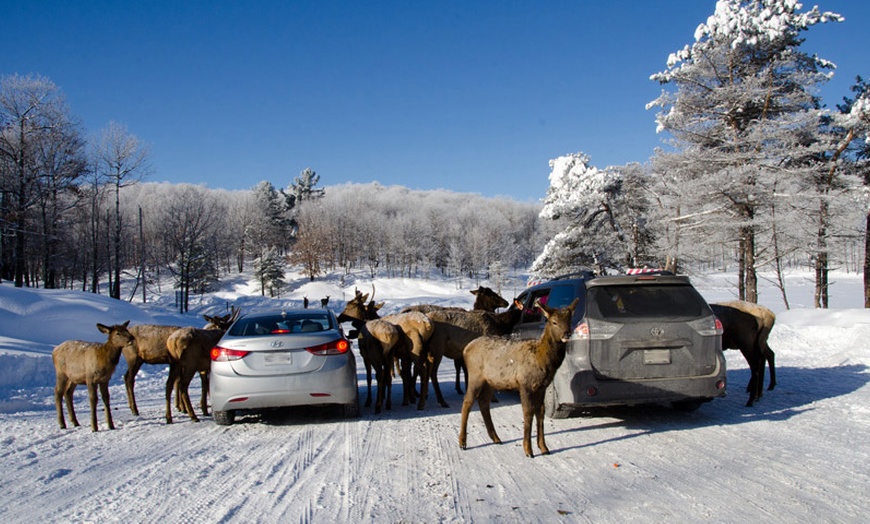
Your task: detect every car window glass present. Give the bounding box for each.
[545,284,576,309]
[587,285,706,320]
[229,314,332,336]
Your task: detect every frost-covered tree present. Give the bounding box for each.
[532,153,647,277]
[94,121,150,299]
[281,167,324,239]
[648,0,842,302]
[161,185,224,312]
[833,79,870,305]
[249,180,291,253]
[0,74,83,287]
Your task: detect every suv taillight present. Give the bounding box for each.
[306,338,350,356]
[577,319,622,340]
[211,346,249,362]
[689,317,723,336]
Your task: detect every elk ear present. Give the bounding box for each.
[534,298,550,317]
[121,320,130,329]
[470,289,479,296]
[567,298,580,311]
[97,323,110,334]
[375,301,385,310]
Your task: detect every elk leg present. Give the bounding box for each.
[479,384,501,445]
[766,348,777,390]
[179,368,199,422]
[200,371,209,416]
[519,389,535,457]
[165,363,179,424]
[100,382,115,430]
[533,390,549,455]
[124,358,142,416]
[427,353,449,408]
[458,382,480,450]
[88,382,99,432]
[55,380,67,429]
[454,358,464,395]
[65,384,79,427]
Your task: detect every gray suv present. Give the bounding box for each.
[513,272,726,417]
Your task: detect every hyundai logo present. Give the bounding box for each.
[270,340,285,348]
[650,327,665,338]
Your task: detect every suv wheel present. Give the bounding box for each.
[544,385,569,419]
[213,410,235,426]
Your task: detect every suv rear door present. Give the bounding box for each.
[584,278,720,380]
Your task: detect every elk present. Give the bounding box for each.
[125,311,237,417]
[710,300,777,407]
[53,321,136,432]
[403,286,511,395]
[425,300,523,407]
[356,319,402,414]
[338,288,433,410]
[338,288,384,407]
[402,286,509,314]
[459,298,578,458]
[164,308,240,423]
[321,296,330,307]
[381,311,434,409]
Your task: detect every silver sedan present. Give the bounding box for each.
[210,309,359,425]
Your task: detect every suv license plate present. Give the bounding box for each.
[643,349,671,365]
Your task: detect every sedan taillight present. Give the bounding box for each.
[210,346,250,362]
[306,338,350,356]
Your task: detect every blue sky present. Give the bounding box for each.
[4,1,867,201]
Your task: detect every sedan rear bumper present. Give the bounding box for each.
[210,355,358,412]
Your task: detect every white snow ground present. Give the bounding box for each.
[1,269,868,523]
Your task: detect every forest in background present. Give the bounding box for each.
[3,2,870,309]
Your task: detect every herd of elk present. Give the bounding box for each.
[52,282,779,461]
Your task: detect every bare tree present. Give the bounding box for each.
[94,121,149,298]
[160,185,224,312]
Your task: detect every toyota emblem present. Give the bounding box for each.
[650,327,665,338]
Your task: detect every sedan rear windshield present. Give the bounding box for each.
[228,314,333,336]
[586,285,708,320]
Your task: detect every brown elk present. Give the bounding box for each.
[356,319,402,414]
[710,300,777,407]
[403,286,512,395]
[339,288,433,410]
[459,298,578,457]
[164,308,240,423]
[425,300,523,407]
[53,321,136,432]
[338,288,384,407]
[125,311,237,418]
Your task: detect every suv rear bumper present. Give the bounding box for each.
[550,350,727,410]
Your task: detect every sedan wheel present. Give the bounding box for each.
[213,410,236,426]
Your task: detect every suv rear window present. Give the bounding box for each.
[586,284,707,320]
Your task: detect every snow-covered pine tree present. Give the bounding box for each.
[253,246,286,297]
[532,152,651,277]
[648,0,843,302]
